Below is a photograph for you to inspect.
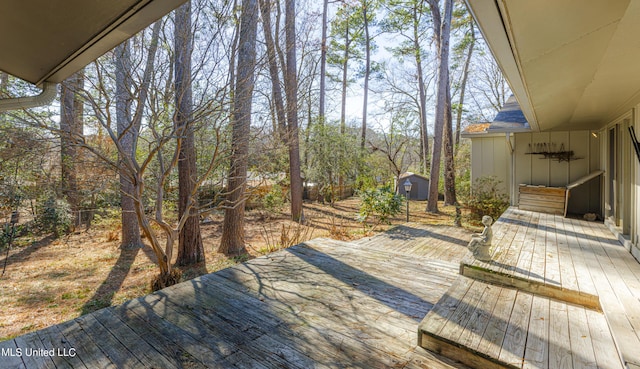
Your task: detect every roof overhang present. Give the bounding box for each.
[465,0,640,132]
[0,0,186,85]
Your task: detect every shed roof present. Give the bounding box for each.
[399,172,429,181]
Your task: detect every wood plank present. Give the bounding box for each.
[543,214,561,287]
[34,325,74,369]
[562,217,597,297]
[0,339,26,369]
[182,258,418,368]
[456,282,503,352]
[522,295,549,369]
[514,211,539,280]
[149,282,323,369]
[498,291,533,368]
[529,213,548,285]
[418,278,475,344]
[53,319,116,369]
[12,332,56,369]
[585,309,625,369]
[572,219,640,367]
[548,300,573,369]
[460,265,600,311]
[420,331,518,369]
[93,308,179,369]
[74,313,146,368]
[117,296,234,368]
[519,194,567,204]
[566,304,597,369]
[519,194,566,212]
[519,186,566,195]
[477,287,517,360]
[496,210,532,276]
[48,324,89,369]
[438,279,489,343]
[554,214,579,293]
[519,204,564,215]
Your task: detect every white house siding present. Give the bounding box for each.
[513,130,601,215]
[470,135,510,199]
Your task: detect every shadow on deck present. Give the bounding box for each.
[0,223,473,368]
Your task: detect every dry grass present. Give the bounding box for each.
[0,197,469,341]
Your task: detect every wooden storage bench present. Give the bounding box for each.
[518,184,566,215]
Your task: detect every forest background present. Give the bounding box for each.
[0,0,510,336]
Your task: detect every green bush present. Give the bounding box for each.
[262,184,285,211]
[35,197,72,237]
[357,186,404,229]
[465,176,509,221]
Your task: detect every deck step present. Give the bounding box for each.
[460,261,601,311]
[418,276,624,369]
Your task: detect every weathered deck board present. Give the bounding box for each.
[547,300,572,369]
[420,279,624,369]
[460,208,601,310]
[0,339,25,369]
[522,295,549,369]
[5,206,640,369]
[421,207,631,369]
[1,223,471,369]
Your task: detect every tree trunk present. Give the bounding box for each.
[443,77,457,205]
[259,0,287,141]
[175,2,204,265]
[455,22,475,151]
[60,72,84,228]
[319,0,328,124]
[220,0,258,255]
[426,0,453,213]
[340,21,350,135]
[361,0,370,150]
[338,15,350,196]
[441,0,456,206]
[285,0,303,222]
[115,41,143,249]
[413,4,429,175]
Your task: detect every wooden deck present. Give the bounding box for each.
[420,207,640,369]
[0,224,474,369]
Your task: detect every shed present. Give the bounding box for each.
[397,172,429,200]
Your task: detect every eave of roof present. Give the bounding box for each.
[0,0,186,85]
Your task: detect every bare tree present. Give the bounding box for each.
[175,2,205,265]
[361,0,372,149]
[114,20,162,249]
[426,0,454,212]
[259,0,287,141]
[381,0,431,175]
[285,0,303,221]
[319,0,329,124]
[60,72,84,227]
[115,41,142,249]
[220,0,259,255]
[453,9,475,151]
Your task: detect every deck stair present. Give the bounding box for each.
[418,276,624,369]
[417,207,637,369]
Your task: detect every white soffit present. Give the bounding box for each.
[0,0,186,85]
[466,0,640,131]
